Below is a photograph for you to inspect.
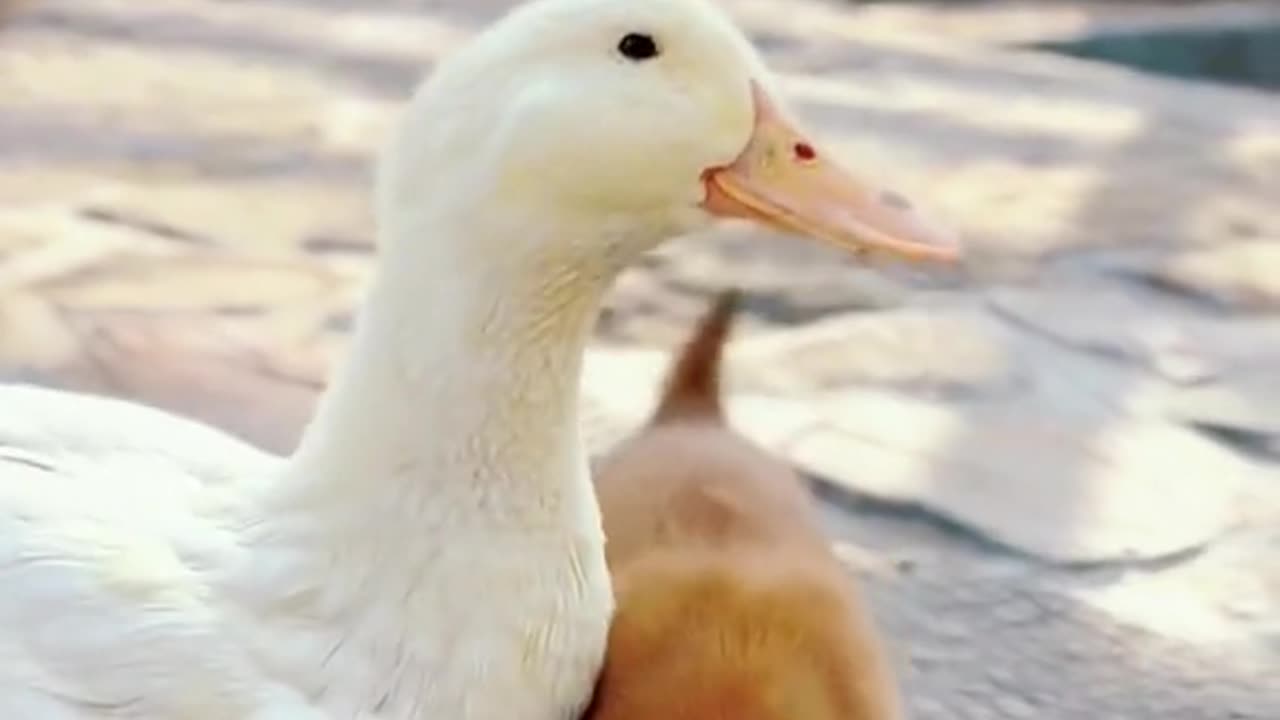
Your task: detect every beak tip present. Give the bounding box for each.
[936,235,964,263]
[898,225,962,265]
[922,246,963,265]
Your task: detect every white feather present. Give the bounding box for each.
[0,0,772,717]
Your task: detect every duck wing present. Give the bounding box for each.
[0,384,299,718]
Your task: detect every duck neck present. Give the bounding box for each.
[275,208,617,535]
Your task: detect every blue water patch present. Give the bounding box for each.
[1030,24,1280,92]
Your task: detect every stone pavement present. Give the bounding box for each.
[0,0,1277,717]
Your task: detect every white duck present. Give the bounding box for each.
[0,0,957,718]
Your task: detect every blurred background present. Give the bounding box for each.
[0,0,1276,717]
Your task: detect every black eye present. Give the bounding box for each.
[617,33,659,61]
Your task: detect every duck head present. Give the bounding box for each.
[377,0,958,275]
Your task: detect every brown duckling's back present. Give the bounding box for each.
[588,290,903,720]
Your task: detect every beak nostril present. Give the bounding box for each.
[880,190,912,211]
[792,142,816,162]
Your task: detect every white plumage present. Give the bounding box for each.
[0,0,956,717]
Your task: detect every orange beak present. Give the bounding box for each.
[702,83,960,264]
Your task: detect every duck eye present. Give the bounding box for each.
[617,33,659,61]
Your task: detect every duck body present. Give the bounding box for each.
[0,0,956,715]
[0,380,610,720]
[0,384,290,718]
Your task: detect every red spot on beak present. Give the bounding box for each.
[793,142,816,162]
